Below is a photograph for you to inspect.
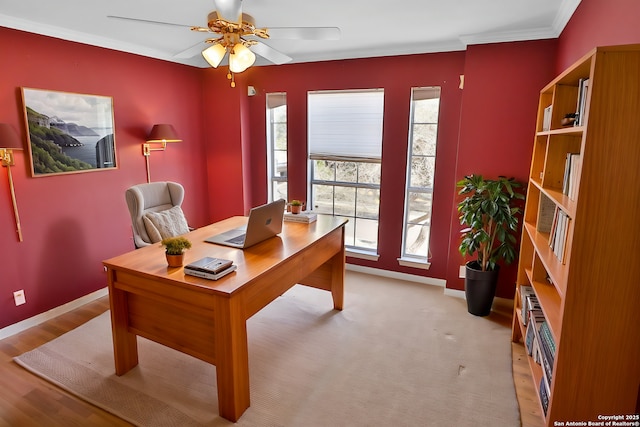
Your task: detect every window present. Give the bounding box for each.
[308,89,384,252]
[266,93,287,202]
[400,87,441,267]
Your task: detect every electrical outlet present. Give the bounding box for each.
[459,266,466,278]
[13,290,26,306]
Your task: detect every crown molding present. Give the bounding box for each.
[459,0,581,46]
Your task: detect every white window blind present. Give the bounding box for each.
[308,89,384,162]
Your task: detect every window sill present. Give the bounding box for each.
[346,248,380,261]
[397,257,431,270]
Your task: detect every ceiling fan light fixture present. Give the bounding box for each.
[202,43,227,68]
[229,43,256,73]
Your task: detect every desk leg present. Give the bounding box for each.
[214,297,250,422]
[107,270,138,376]
[330,228,346,311]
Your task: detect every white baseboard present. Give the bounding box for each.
[0,287,108,340]
[444,287,513,314]
[346,264,446,287]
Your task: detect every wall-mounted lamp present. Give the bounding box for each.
[143,124,182,183]
[0,123,24,242]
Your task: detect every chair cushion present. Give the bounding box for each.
[142,216,163,243]
[143,206,190,243]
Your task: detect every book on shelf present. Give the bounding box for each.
[523,294,541,326]
[525,309,546,356]
[185,264,237,280]
[539,376,550,415]
[562,152,581,200]
[520,285,535,323]
[575,78,590,126]
[537,194,556,233]
[284,211,317,223]
[539,328,554,385]
[538,321,556,387]
[542,105,552,131]
[548,208,571,263]
[540,321,556,355]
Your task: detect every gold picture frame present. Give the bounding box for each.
[21,87,117,177]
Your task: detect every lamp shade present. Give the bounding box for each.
[229,43,256,73]
[202,43,227,68]
[0,123,23,149]
[147,124,182,143]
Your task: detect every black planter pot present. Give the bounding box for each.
[464,261,500,316]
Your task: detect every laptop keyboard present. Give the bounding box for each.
[226,234,246,245]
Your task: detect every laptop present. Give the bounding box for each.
[205,199,286,248]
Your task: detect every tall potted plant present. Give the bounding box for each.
[457,174,525,316]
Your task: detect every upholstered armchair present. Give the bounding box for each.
[125,181,190,248]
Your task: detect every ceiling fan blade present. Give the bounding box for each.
[267,27,341,40]
[107,15,192,29]
[173,41,208,59]
[213,0,243,23]
[251,42,292,65]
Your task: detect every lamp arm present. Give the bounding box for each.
[142,141,168,156]
[5,162,23,242]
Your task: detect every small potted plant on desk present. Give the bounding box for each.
[289,199,303,214]
[161,236,192,267]
[457,174,525,316]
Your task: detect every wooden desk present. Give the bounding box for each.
[103,215,346,422]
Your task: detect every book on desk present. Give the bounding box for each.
[184,257,236,280]
[284,211,317,223]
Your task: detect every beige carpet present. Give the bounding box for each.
[14,271,520,426]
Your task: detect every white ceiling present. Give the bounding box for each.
[0,0,581,68]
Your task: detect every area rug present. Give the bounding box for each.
[14,272,520,426]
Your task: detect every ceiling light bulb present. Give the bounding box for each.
[229,44,256,73]
[202,43,227,68]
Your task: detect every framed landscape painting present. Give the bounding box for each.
[21,87,117,177]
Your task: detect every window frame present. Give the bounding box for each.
[398,87,442,269]
[307,89,384,254]
[266,92,288,202]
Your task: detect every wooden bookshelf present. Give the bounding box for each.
[511,44,640,425]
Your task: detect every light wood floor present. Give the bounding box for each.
[0,295,543,426]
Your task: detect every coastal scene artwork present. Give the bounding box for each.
[21,88,117,176]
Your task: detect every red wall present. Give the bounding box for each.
[0,27,209,328]
[205,45,557,299]
[446,40,558,297]
[556,0,640,72]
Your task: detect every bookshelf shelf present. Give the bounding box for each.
[536,125,585,137]
[530,179,577,219]
[512,44,640,425]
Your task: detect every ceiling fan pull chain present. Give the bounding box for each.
[228,70,236,87]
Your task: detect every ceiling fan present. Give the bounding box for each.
[108,0,340,86]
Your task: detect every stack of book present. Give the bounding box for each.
[521,287,556,415]
[184,257,237,280]
[284,211,317,223]
[537,320,556,416]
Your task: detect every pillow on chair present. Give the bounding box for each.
[143,206,190,243]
